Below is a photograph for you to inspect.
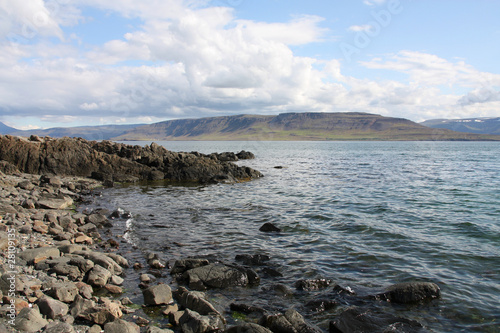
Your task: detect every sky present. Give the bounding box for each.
[0,0,499,130]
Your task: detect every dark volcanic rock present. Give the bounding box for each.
[0,135,263,184]
[259,222,281,232]
[376,282,441,304]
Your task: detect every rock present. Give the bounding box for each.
[37,295,69,319]
[58,244,87,254]
[142,284,173,306]
[50,263,83,281]
[230,303,266,314]
[18,180,35,190]
[329,307,424,333]
[295,279,332,291]
[104,319,140,333]
[259,314,297,333]
[40,175,63,187]
[15,306,49,332]
[38,196,74,210]
[179,308,224,333]
[76,282,94,299]
[161,303,179,316]
[226,323,273,333]
[146,326,175,333]
[171,258,210,275]
[44,321,76,333]
[377,282,441,304]
[175,286,221,316]
[19,247,60,264]
[304,299,338,313]
[82,299,123,325]
[235,254,271,266]
[68,256,95,273]
[87,265,112,287]
[70,295,96,318]
[236,150,255,160]
[76,251,122,275]
[182,263,249,290]
[110,275,124,285]
[47,282,79,303]
[105,284,124,294]
[284,309,322,333]
[259,222,281,232]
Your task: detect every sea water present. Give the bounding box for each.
[101,141,500,332]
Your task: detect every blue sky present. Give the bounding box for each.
[0,0,499,129]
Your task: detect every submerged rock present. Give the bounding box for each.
[259,222,281,232]
[329,307,424,333]
[181,263,251,291]
[377,282,441,304]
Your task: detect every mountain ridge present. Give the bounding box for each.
[112,112,500,141]
[420,117,500,135]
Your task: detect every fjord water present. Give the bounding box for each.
[106,141,499,332]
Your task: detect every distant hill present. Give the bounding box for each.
[10,124,143,141]
[112,112,500,141]
[420,117,500,135]
[0,122,17,135]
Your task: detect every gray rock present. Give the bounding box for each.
[143,284,173,306]
[284,309,322,333]
[103,319,140,333]
[44,321,76,333]
[50,263,83,281]
[226,323,273,333]
[259,314,297,333]
[180,308,224,333]
[182,263,249,290]
[107,253,129,268]
[145,326,175,333]
[378,282,441,304]
[87,265,112,287]
[171,258,210,275]
[47,282,79,303]
[70,295,96,318]
[15,306,49,332]
[295,279,332,291]
[38,196,73,210]
[175,286,221,316]
[75,251,122,275]
[58,244,87,254]
[110,275,124,285]
[69,256,95,273]
[19,247,60,264]
[37,296,69,319]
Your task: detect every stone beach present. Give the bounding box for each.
[0,136,443,332]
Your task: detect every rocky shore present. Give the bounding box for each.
[0,136,443,332]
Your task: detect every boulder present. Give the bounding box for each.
[378,282,441,304]
[179,308,224,333]
[15,306,49,332]
[44,321,76,333]
[329,307,424,333]
[37,296,69,319]
[47,282,79,303]
[182,263,249,290]
[104,319,140,333]
[142,284,173,306]
[235,254,271,266]
[145,326,175,333]
[171,258,210,275]
[175,287,221,316]
[38,196,74,210]
[18,247,60,264]
[226,323,272,333]
[87,265,112,287]
[259,223,281,232]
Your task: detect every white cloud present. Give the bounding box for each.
[348,24,373,32]
[0,1,499,127]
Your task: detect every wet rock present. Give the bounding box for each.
[377,282,441,304]
[226,323,272,333]
[304,299,338,313]
[180,308,225,333]
[235,254,271,266]
[236,150,255,160]
[142,284,173,306]
[259,313,297,333]
[329,307,424,333]
[37,295,69,319]
[171,258,210,275]
[230,303,266,314]
[15,306,49,332]
[175,286,221,317]
[284,309,322,333]
[295,278,332,291]
[182,263,249,290]
[259,222,281,232]
[103,319,140,333]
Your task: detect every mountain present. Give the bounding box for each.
[9,124,143,141]
[420,117,500,135]
[0,122,17,135]
[112,112,500,141]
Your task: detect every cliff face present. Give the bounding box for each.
[0,135,262,184]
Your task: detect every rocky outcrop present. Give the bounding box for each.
[0,135,262,184]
